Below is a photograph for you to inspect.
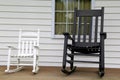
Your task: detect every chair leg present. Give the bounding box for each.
[70,51,74,70]
[99,49,104,77]
[35,56,39,73]
[61,49,76,74]
[32,55,36,73]
[5,58,24,73]
[5,55,11,72]
[32,55,39,73]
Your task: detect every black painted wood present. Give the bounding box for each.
[62,7,106,77]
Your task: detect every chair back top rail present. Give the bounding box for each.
[18,29,40,56]
[73,7,104,44]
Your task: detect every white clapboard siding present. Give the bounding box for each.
[0,30,52,37]
[0,19,51,25]
[0,0,120,68]
[107,33,120,39]
[105,27,120,33]
[0,25,52,31]
[95,0,120,68]
[0,0,56,67]
[0,12,52,19]
[0,6,51,13]
[105,39,120,45]
[105,14,120,20]
[95,0,120,7]
[0,0,52,6]
[104,20,120,26]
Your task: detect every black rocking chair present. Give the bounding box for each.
[61,7,107,77]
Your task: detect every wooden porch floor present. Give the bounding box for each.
[0,66,120,80]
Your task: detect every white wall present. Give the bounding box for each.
[0,0,120,68]
[0,0,63,66]
[95,0,120,68]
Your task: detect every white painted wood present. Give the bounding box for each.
[0,0,52,6]
[0,19,51,25]
[105,14,120,20]
[104,27,120,33]
[0,31,51,38]
[0,12,52,19]
[104,20,120,26]
[0,6,51,13]
[5,29,40,73]
[107,33,120,39]
[0,25,51,31]
[105,46,120,52]
[95,0,120,7]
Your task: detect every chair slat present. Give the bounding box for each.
[77,17,82,42]
[89,17,93,43]
[21,41,25,55]
[33,41,36,54]
[25,41,28,55]
[94,16,98,43]
[29,41,32,54]
[83,17,87,43]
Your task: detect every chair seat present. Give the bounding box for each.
[67,42,100,54]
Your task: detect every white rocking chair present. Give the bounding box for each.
[5,29,40,73]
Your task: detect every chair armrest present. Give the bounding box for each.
[34,46,40,50]
[7,46,17,50]
[33,46,40,56]
[100,32,107,39]
[63,32,74,42]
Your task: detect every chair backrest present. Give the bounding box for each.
[18,29,40,56]
[73,7,104,44]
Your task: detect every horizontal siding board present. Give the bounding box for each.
[105,64,120,68]
[0,38,18,43]
[0,12,52,19]
[104,20,120,26]
[40,32,52,38]
[0,0,51,7]
[0,19,51,25]
[105,52,120,58]
[0,31,19,36]
[95,1,120,7]
[104,27,120,33]
[105,46,120,52]
[95,7,120,13]
[0,6,52,13]
[105,7,120,13]
[0,25,51,31]
[105,58,120,64]
[105,14,120,20]
[107,33,120,39]
[0,30,52,37]
[105,39,120,45]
